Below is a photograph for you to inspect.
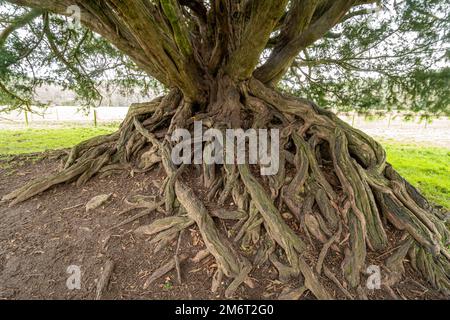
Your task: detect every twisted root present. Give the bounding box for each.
[3,78,449,299]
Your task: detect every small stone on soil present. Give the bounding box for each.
[86,193,112,212]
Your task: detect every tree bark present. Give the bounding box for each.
[3,0,449,299]
[3,77,449,298]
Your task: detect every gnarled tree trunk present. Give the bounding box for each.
[4,0,450,299]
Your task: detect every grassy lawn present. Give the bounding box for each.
[0,126,117,155]
[381,140,450,210]
[0,127,448,209]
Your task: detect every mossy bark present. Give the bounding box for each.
[4,77,449,299]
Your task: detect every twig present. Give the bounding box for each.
[110,200,164,230]
[174,229,185,284]
[143,254,188,290]
[278,286,308,300]
[323,266,354,300]
[191,249,211,263]
[62,203,83,211]
[95,259,115,300]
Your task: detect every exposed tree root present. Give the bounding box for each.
[143,254,188,290]
[111,200,164,230]
[95,259,115,300]
[278,286,308,300]
[3,79,449,299]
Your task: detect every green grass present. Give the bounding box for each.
[381,140,450,210]
[0,126,117,155]
[0,127,448,209]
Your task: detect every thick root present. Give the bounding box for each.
[3,79,449,299]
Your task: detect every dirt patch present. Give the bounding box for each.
[0,153,446,300]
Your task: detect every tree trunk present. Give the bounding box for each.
[3,76,449,299]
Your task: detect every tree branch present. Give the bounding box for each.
[178,0,207,24]
[42,13,100,98]
[161,0,194,57]
[0,7,44,47]
[7,0,207,101]
[225,0,289,80]
[254,0,357,85]
[101,0,205,100]
[341,7,379,22]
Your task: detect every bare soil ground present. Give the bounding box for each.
[0,152,447,300]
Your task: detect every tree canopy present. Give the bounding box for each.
[0,0,448,115]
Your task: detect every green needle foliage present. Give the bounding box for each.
[280,0,449,116]
[0,1,162,111]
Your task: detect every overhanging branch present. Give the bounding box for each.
[0,7,44,47]
[6,0,207,100]
[254,0,357,85]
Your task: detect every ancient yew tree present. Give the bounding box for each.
[1,0,449,298]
